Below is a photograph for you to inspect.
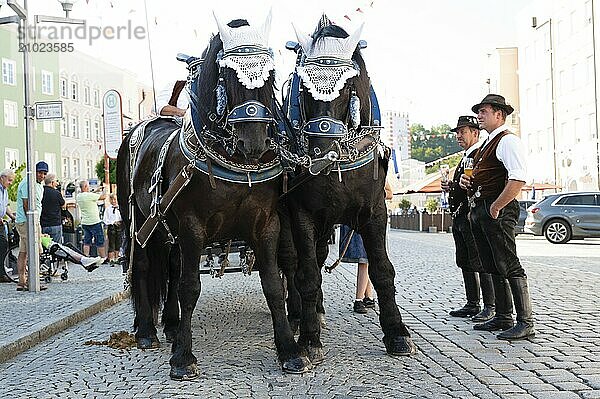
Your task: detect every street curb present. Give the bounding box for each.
[0,290,130,364]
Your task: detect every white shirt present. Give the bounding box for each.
[103,205,122,225]
[156,80,190,114]
[480,124,527,182]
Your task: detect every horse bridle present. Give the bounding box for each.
[183,51,278,158]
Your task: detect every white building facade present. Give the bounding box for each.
[517,0,600,190]
[58,51,153,184]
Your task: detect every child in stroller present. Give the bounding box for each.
[40,235,104,283]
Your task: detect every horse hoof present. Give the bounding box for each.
[282,356,312,374]
[137,336,160,350]
[317,313,327,329]
[384,335,417,356]
[164,330,177,343]
[170,364,199,381]
[308,346,324,365]
[289,319,300,335]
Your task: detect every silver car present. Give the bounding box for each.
[524,192,600,244]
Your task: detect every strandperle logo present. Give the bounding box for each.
[19,21,147,46]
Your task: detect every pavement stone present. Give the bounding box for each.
[0,231,598,398]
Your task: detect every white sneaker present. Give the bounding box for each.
[81,257,97,267]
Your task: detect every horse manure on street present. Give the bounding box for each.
[84,331,137,350]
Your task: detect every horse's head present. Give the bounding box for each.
[198,13,276,161]
[294,17,370,160]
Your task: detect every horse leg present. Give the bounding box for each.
[359,208,416,356]
[163,245,181,345]
[254,219,311,374]
[290,212,324,365]
[131,240,160,349]
[169,235,202,381]
[315,236,330,328]
[278,219,301,334]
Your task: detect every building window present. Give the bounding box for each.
[60,78,68,98]
[84,85,90,105]
[62,157,69,178]
[5,148,19,169]
[86,159,93,178]
[84,118,91,140]
[71,158,80,177]
[3,100,18,127]
[61,117,68,136]
[41,70,53,95]
[93,89,100,107]
[43,120,55,133]
[70,115,79,138]
[94,119,101,141]
[1,58,16,85]
[44,153,56,175]
[71,81,78,101]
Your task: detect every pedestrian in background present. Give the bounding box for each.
[460,94,534,340]
[41,173,65,244]
[15,161,48,291]
[341,181,393,314]
[76,180,107,261]
[443,116,495,322]
[0,169,17,283]
[103,193,122,265]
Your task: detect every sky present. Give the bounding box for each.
[8,0,531,128]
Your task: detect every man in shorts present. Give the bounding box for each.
[76,180,107,261]
[15,161,48,291]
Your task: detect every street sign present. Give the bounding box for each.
[102,89,123,159]
[35,101,63,120]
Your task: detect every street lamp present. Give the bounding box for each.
[57,0,79,18]
[0,0,84,292]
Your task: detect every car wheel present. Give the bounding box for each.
[544,219,571,244]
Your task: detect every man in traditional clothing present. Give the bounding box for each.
[156,79,189,117]
[442,116,495,322]
[460,94,534,340]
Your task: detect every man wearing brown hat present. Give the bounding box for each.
[459,94,534,340]
[442,116,495,322]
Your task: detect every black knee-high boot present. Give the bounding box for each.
[449,270,481,317]
[473,275,513,331]
[471,272,495,322]
[497,276,535,340]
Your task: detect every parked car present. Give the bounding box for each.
[515,200,536,235]
[524,192,600,244]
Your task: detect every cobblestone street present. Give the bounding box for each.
[0,230,599,398]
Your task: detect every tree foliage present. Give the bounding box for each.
[426,154,463,175]
[95,158,117,184]
[425,197,440,214]
[7,162,26,202]
[398,198,412,211]
[410,123,462,164]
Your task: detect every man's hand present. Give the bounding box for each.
[441,180,451,192]
[489,202,502,219]
[458,174,472,190]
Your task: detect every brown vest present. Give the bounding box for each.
[168,80,186,107]
[471,131,510,201]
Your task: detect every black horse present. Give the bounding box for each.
[280,18,417,362]
[117,17,310,380]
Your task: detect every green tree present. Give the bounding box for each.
[398,198,412,211]
[426,154,463,174]
[425,197,440,214]
[95,158,117,184]
[410,123,462,163]
[7,162,25,202]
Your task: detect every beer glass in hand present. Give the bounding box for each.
[463,158,474,177]
[440,164,450,192]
